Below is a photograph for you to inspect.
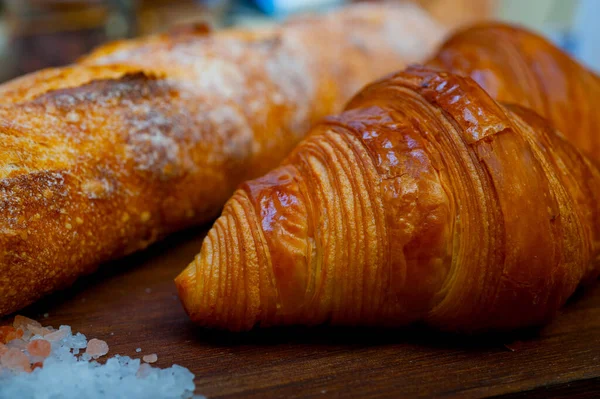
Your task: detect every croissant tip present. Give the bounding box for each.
[174,263,197,318]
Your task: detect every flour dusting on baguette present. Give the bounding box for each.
[0,3,444,316]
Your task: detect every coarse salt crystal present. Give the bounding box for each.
[0,348,31,372]
[44,328,68,342]
[142,354,158,364]
[13,315,42,330]
[21,329,33,341]
[0,326,22,344]
[136,363,153,378]
[85,338,109,359]
[136,348,142,353]
[6,339,27,351]
[27,339,51,358]
[28,325,49,336]
[2,313,198,397]
[31,362,44,371]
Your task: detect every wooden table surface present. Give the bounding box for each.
[7,227,600,398]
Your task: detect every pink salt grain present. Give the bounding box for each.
[86,338,109,358]
[29,325,52,336]
[45,328,68,342]
[27,339,51,358]
[1,348,31,372]
[0,326,23,344]
[142,353,158,363]
[31,361,44,370]
[13,315,41,330]
[6,339,27,351]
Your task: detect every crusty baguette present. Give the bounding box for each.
[0,3,445,316]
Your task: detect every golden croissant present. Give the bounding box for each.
[0,3,445,316]
[429,23,600,161]
[176,28,600,332]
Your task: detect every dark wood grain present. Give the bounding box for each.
[4,228,600,398]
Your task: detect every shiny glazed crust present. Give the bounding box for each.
[177,62,600,332]
[0,3,445,316]
[429,23,600,161]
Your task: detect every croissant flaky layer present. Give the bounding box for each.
[0,3,444,316]
[429,23,600,161]
[177,64,600,332]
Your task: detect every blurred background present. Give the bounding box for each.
[0,0,597,83]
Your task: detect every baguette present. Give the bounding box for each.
[0,3,445,316]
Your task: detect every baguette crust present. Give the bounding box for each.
[0,3,444,315]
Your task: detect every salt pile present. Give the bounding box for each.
[0,315,201,399]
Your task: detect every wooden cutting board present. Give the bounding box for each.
[7,227,600,398]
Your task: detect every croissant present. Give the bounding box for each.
[176,64,600,331]
[428,23,600,161]
[0,3,445,316]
